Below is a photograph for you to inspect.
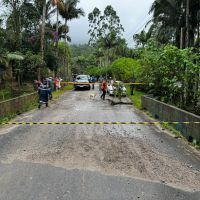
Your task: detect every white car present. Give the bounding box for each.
[74,75,91,90]
[107,81,127,97]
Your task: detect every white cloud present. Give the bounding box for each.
[67,0,154,47]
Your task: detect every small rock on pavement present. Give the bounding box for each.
[161,180,166,184]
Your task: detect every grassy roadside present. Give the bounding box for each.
[0,85,73,125]
[126,87,146,109]
[53,85,74,98]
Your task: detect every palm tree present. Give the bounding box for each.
[133,30,150,48]
[34,0,57,79]
[149,0,200,106]
[149,0,183,47]
[41,0,46,59]
[0,56,9,90]
[149,0,200,48]
[51,0,61,47]
[2,0,23,51]
[58,0,85,80]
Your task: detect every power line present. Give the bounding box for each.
[126,16,152,43]
[124,13,150,39]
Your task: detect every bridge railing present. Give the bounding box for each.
[142,95,200,144]
[0,92,37,118]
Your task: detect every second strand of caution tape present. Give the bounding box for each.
[0,121,200,125]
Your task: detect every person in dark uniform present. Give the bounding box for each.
[100,80,107,100]
[130,79,134,96]
[91,76,95,89]
[38,80,51,109]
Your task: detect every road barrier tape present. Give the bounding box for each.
[0,122,200,125]
[62,82,146,85]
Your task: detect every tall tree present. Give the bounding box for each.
[149,0,200,48]
[39,0,46,80]
[51,0,61,48]
[3,0,24,51]
[58,0,85,80]
[88,5,125,67]
[34,0,56,79]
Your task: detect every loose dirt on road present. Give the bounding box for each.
[1,90,200,193]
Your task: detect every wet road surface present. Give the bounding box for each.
[0,88,200,200]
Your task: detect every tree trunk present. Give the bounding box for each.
[180,27,184,49]
[64,19,68,81]
[17,72,21,92]
[40,0,46,81]
[56,5,59,46]
[197,23,200,48]
[185,0,189,48]
[55,5,59,73]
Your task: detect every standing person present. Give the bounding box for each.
[34,80,41,91]
[38,80,51,109]
[58,77,63,89]
[54,77,59,91]
[99,81,102,96]
[91,76,95,89]
[49,77,54,92]
[100,80,107,100]
[46,77,53,99]
[130,79,134,96]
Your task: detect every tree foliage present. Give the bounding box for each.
[111,58,142,82]
[88,5,126,66]
[139,40,200,111]
[0,0,84,88]
[88,5,124,45]
[147,0,200,48]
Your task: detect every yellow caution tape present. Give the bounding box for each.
[61,82,147,85]
[0,122,199,125]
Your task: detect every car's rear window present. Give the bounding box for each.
[76,76,88,80]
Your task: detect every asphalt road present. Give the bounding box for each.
[0,88,200,200]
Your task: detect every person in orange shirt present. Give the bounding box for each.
[54,77,59,91]
[100,80,107,100]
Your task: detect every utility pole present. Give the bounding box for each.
[185,0,189,48]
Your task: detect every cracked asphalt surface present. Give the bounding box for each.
[0,88,200,200]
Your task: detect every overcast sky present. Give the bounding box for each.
[67,0,154,47]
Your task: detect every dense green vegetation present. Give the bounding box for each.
[86,58,142,82]
[0,0,84,97]
[85,1,200,115]
[138,42,200,111]
[133,0,200,114]
[86,42,200,114]
[126,88,146,110]
[53,84,73,98]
